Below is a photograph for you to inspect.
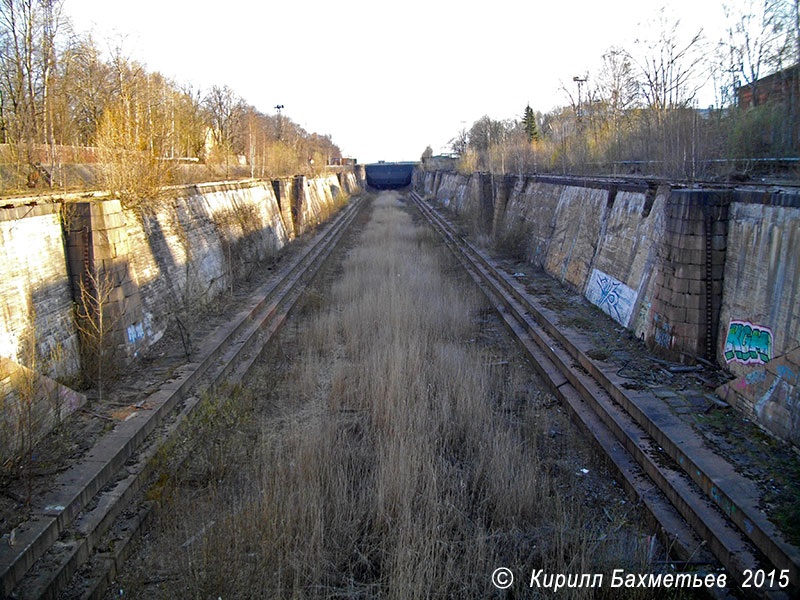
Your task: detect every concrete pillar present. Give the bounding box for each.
[473,172,494,233]
[293,175,307,234]
[647,190,729,362]
[491,175,512,240]
[64,202,94,305]
[272,178,295,240]
[64,200,147,364]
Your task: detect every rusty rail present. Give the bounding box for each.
[409,190,798,598]
[1,195,364,599]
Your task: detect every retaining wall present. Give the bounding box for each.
[414,168,800,445]
[0,169,362,381]
[716,196,800,443]
[0,203,81,379]
[0,170,361,458]
[65,180,293,365]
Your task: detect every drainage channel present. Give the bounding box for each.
[1,195,365,600]
[409,190,798,599]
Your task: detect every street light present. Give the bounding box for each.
[274,104,284,141]
[573,76,587,120]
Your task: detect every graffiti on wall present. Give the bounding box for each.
[585,269,638,327]
[777,365,799,385]
[652,313,673,349]
[737,369,767,389]
[723,320,773,365]
[755,363,799,422]
[126,322,145,345]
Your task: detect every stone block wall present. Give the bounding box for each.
[0,171,360,463]
[415,168,800,444]
[338,170,360,195]
[497,177,564,263]
[714,192,800,443]
[0,203,81,379]
[588,185,668,339]
[62,181,289,362]
[540,184,610,290]
[0,171,360,376]
[647,191,728,360]
[720,194,800,370]
[0,202,84,461]
[292,173,345,234]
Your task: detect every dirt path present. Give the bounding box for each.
[108,192,657,598]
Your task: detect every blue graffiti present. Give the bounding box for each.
[127,322,145,344]
[745,370,767,385]
[596,274,624,323]
[776,365,798,385]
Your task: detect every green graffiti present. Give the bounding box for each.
[724,320,773,365]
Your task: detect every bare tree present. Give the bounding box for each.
[62,34,111,145]
[75,267,123,403]
[175,83,207,159]
[0,0,39,162]
[596,47,639,164]
[633,11,707,118]
[724,0,795,106]
[468,116,512,172]
[203,85,244,177]
[40,0,65,183]
[449,126,468,156]
[629,10,707,174]
[95,57,175,210]
[0,3,345,190]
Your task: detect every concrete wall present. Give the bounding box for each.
[0,171,359,462]
[415,168,800,445]
[418,170,666,337]
[0,203,81,379]
[80,180,291,362]
[716,196,800,444]
[0,171,360,380]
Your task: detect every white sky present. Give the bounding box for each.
[67,0,738,163]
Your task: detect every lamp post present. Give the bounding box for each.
[573,76,588,174]
[572,76,587,121]
[274,104,284,141]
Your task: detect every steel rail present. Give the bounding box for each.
[2,195,365,599]
[409,190,798,598]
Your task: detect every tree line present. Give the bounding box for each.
[0,0,342,201]
[443,1,800,180]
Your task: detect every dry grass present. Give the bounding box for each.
[119,192,657,598]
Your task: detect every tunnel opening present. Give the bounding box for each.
[364,162,417,189]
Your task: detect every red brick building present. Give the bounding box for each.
[736,63,799,107]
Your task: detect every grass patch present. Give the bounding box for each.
[120,193,656,598]
[561,315,594,331]
[692,408,800,547]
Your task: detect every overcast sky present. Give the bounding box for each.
[67,0,738,163]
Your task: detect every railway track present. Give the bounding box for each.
[409,190,800,598]
[0,195,364,600]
